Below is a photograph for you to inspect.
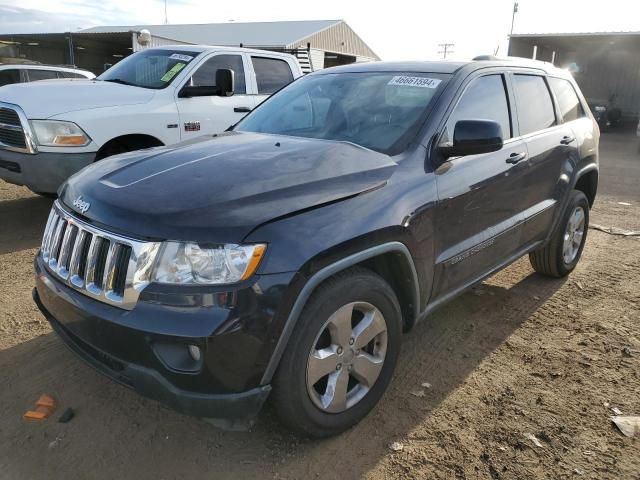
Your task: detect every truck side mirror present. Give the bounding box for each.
[216,69,234,97]
[438,120,503,159]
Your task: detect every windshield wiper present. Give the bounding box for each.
[101,78,136,87]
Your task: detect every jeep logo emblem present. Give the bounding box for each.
[73,196,90,214]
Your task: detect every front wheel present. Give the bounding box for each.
[272,267,402,437]
[529,189,590,277]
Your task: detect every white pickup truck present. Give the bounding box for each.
[0,45,302,194]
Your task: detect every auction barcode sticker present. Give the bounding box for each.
[169,53,194,62]
[388,76,441,88]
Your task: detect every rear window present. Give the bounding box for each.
[512,74,556,135]
[58,71,88,79]
[26,69,59,82]
[0,69,20,86]
[251,57,294,94]
[548,77,585,122]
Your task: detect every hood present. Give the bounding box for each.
[60,132,397,243]
[0,80,155,118]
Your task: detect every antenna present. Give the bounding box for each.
[164,0,168,24]
[437,43,455,59]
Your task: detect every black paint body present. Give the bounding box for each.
[35,60,599,420]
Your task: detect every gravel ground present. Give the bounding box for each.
[0,132,638,479]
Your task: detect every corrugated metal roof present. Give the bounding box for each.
[511,31,640,37]
[80,20,342,47]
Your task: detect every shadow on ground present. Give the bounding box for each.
[0,195,52,254]
[0,266,565,480]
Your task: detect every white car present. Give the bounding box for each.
[0,46,302,194]
[0,63,95,87]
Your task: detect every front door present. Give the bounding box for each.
[431,73,529,300]
[176,53,254,140]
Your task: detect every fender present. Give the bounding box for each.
[260,241,420,385]
[545,163,598,243]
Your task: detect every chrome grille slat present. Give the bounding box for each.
[56,222,76,278]
[85,235,102,293]
[48,219,66,269]
[38,201,161,310]
[102,242,120,297]
[41,209,57,260]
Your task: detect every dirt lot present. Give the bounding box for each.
[0,132,638,480]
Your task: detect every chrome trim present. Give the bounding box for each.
[40,201,161,310]
[0,101,38,154]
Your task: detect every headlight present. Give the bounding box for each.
[152,242,267,285]
[30,120,91,146]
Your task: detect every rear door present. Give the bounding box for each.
[510,73,580,245]
[176,52,254,139]
[432,72,529,299]
[249,55,295,108]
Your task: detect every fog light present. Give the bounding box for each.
[188,344,201,362]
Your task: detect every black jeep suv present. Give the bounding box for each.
[34,58,599,437]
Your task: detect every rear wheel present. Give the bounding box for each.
[529,190,589,277]
[272,267,402,437]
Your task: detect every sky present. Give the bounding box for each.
[1,0,640,60]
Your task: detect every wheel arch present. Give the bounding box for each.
[260,241,420,385]
[574,167,598,208]
[95,133,164,160]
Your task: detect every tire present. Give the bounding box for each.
[272,267,402,437]
[529,190,590,277]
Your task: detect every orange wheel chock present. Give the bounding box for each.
[23,394,57,421]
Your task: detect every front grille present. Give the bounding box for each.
[0,106,28,150]
[0,107,20,126]
[40,202,161,310]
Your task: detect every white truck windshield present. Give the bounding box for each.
[98,49,200,89]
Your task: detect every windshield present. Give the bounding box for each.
[235,72,449,154]
[98,49,200,89]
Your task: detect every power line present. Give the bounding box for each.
[437,43,455,59]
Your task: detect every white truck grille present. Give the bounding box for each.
[40,202,160,310]
[0,102,37,153]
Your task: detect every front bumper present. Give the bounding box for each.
[0,149,95,193]
[34,254,296,420]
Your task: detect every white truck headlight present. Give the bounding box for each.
[30,120,91,146]
[152,242,267,285]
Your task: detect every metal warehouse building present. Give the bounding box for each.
[0,20,379,75]
[509,31,640,120]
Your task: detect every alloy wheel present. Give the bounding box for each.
[306,301,388,413]
[563,205,586,264]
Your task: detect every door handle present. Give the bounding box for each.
[560,135,575,145]
[506,152,527,164]
[234,106,252,113]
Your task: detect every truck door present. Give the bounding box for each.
[176,53,254,139]
[431,73,529,300]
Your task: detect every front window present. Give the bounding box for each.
[235,72,449,155]
[98,49,200,89]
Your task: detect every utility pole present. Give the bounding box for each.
[438,43,455,59]
[164,0,168,24]
[510,1,519,37]
[507,1,519,55]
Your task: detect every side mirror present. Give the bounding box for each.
[216,68,234,97]
[178,69,235,98]
[438,120,504,159]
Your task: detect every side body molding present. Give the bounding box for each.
[260,241,420,385]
